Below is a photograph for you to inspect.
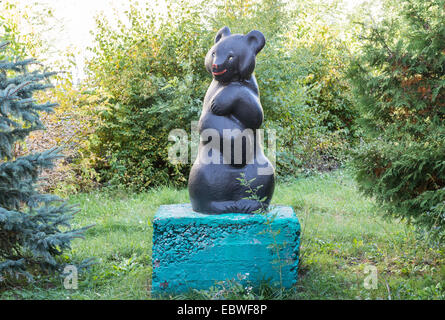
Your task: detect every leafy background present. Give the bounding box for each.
[0,0,443,297]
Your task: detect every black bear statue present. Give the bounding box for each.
[188,26,275,214]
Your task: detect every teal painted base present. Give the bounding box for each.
[151,204,300,295]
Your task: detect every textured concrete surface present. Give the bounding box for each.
[151,203,300,295]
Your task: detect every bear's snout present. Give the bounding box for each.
[212,63,227,76]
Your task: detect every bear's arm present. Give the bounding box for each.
[232,89,263,129]
[210,85,239,116]
[211,85,263,129]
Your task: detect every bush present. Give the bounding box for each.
[86,0,357,190]
[349,0,445,241]
[259,0,357,174]
[0,40,90,284]
[0,1,100,195]
[85,2,213,191]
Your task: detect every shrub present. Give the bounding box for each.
[349,0,445,241]
[85,2,214,191]
[19,76,101,195]
[86,0,357,190]
[0,1,100,195]
[0,41,90,284]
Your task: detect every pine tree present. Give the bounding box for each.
[0,41,89,284]
[349,0,445,241]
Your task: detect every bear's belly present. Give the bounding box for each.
[199,111,245,136]
[188,158,275,212]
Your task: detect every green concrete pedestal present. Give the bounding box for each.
[151,204,300,295]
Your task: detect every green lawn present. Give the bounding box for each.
[1,170,444,299]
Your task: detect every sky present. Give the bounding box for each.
[27,0,162,82]
[13,0,374,82]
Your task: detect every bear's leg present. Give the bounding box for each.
[207,199,265,214]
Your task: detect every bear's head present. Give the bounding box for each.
[205,26,265,83]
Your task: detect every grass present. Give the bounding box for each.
[1,170,444,300]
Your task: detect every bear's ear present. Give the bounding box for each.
[215,26,231,43]
[246,30,265,54]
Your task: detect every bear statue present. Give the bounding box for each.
[188,26,275,214]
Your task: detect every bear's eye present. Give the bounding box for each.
[212,52,215,57]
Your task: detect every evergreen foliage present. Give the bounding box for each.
[0,41,89,284]
[349,0,445,241]
[86,2,211,190]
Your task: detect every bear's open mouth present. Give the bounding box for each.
[212,69,227,76]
